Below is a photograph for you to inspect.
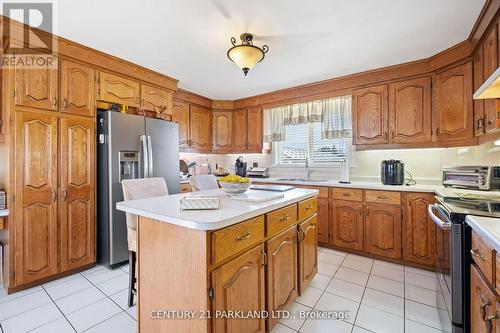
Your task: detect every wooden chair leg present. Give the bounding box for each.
[128,250,137,307]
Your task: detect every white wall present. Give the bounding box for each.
[181,140,500,185]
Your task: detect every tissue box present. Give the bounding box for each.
[180,196,220,210]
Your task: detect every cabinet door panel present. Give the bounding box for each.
[172,100,190,147]
[266,226,298,330]
[482,25,499,133]
[298,215,318,294]
[331,200,364,251]
[389,77,432,143]
[247,107,262,152]
[404,193,435,267]
[14,112,58,285]
[212,111,232,151]
[232,110,247,152]
[317,198,329,244]
[15,67,58,111]
[471,265,497,333]
[98,72,140,107]
[60,60,96,117]
[434,62,473,145]
[212,245,266,333]
[190,105,211,151]
[60,117,96,271]
[364,204,402,259]
[474,46,486,137]
[141,84,172,115]
[353,85,388,145]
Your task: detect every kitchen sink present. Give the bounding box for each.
[276,178,329,182]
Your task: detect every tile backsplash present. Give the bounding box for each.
[180,140,500,185]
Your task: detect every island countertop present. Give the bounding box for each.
[116,188,318,231]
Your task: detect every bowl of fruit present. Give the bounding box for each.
[218,175,251,195]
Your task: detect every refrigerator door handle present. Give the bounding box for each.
[147,135,153,177]
[141,134,149,178]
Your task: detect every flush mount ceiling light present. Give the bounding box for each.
[227,33,269,76]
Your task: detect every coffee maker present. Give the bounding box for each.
[235,156,247,177]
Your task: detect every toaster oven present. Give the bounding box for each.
[442,166,500,190]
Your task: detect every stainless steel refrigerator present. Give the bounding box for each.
[97,110,180,266]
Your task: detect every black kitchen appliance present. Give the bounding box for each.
[381,160,405,185]
[235,156,247,177]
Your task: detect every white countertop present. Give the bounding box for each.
[250,178,438,193]
[466,215,500,253]
[0,209,8,217]
[116,188,318,231]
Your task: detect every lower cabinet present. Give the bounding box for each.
[364,204,402,260]
[471,264,498,333]
[316,198,329,244]
[298,215,318,294]
[212,244,266,333]
[331,200,364,251]
[266,226,298,330]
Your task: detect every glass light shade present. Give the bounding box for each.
[227,45,264,71]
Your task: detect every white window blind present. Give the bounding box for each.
[274,123,354,165]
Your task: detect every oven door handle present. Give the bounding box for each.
[428,204,451,229]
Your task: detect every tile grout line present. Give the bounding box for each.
[350,255,374,333]
[34,283,78,333]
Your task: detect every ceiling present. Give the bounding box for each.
[50,0,486,99]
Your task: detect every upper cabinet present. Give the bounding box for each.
[247,107,263,152]
[171,100,190,148]
[232,109,247,151]
[212,111,232,152]
[141,84,173,116]
[389,77,432,144]
[434,62,474,146]
[15,66,58,111]
[352,85,389,145]
[60,60,96,117]
[97,72,140,107]
[189,105,212,152]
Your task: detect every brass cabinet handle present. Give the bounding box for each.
[279,215,290,222]
[51,190,57,202]
[342,193,351,197]
[62,98,68,109]
[471,248,486,261]
[63,189,68,201]
[52,97,57,109]
[376,196,388,200]
[486,312,498,333]
[235,231,251,241]
[384,132,388,141]
[305,205,313,210]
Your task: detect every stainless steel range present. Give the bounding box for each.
[429,168,500,333]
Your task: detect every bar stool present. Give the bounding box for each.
[121,177,169,307]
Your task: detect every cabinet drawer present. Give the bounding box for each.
[298,197,317,221]
[471,230,495,285]
[294,185,328,199]
[211,215,265,264]
[365,190,401,205]
[330,188,363,202]
[179,183,192,193]
[266,204,297,236]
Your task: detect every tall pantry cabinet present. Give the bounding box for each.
[12,59,96,287]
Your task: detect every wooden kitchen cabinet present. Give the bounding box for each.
[189,105,211,151]
[212,244,266,333]
[60,60,96,117]
[14,111,59,285]
[482,24,498,134]
[60,117,96,272]
[141,84,173,116]
[331,200,364,251]
[474,46,486,137]
[434,62,474,146]
[212,111,232,152]
[471,264,498,333]
[298,215,318,294]
[317,198,329,244]
[364,204,402,260]
[171,100,190,147]
[266,226,298,330]
[352,84,389,145]
[247,107,263,152]
[389,77,432,144]
[97,72,140,107]
[15,66,58,111]
[403,193,436,268]
[232,109,248,151]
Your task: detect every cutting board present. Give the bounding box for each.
[229,190,285,202]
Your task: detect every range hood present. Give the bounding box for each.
[474,67,500,99]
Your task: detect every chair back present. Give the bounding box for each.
[189,174,219,191]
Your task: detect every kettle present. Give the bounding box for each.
[235,156,247,177]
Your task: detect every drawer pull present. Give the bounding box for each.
[479,293,491,321]
[342,193,351,197]
[471,248,486,261]
[376,196,388,200]
[305,205,313,210]
[235,231,252,241]
[279,215,290,222]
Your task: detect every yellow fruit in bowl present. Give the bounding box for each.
[218,175,250,183]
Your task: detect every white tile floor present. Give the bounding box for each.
[0,247,452,333]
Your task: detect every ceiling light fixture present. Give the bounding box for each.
[227,33,269,76]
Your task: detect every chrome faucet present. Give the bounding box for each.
[304,156,310,181]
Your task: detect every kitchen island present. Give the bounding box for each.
[117,188,319,333]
